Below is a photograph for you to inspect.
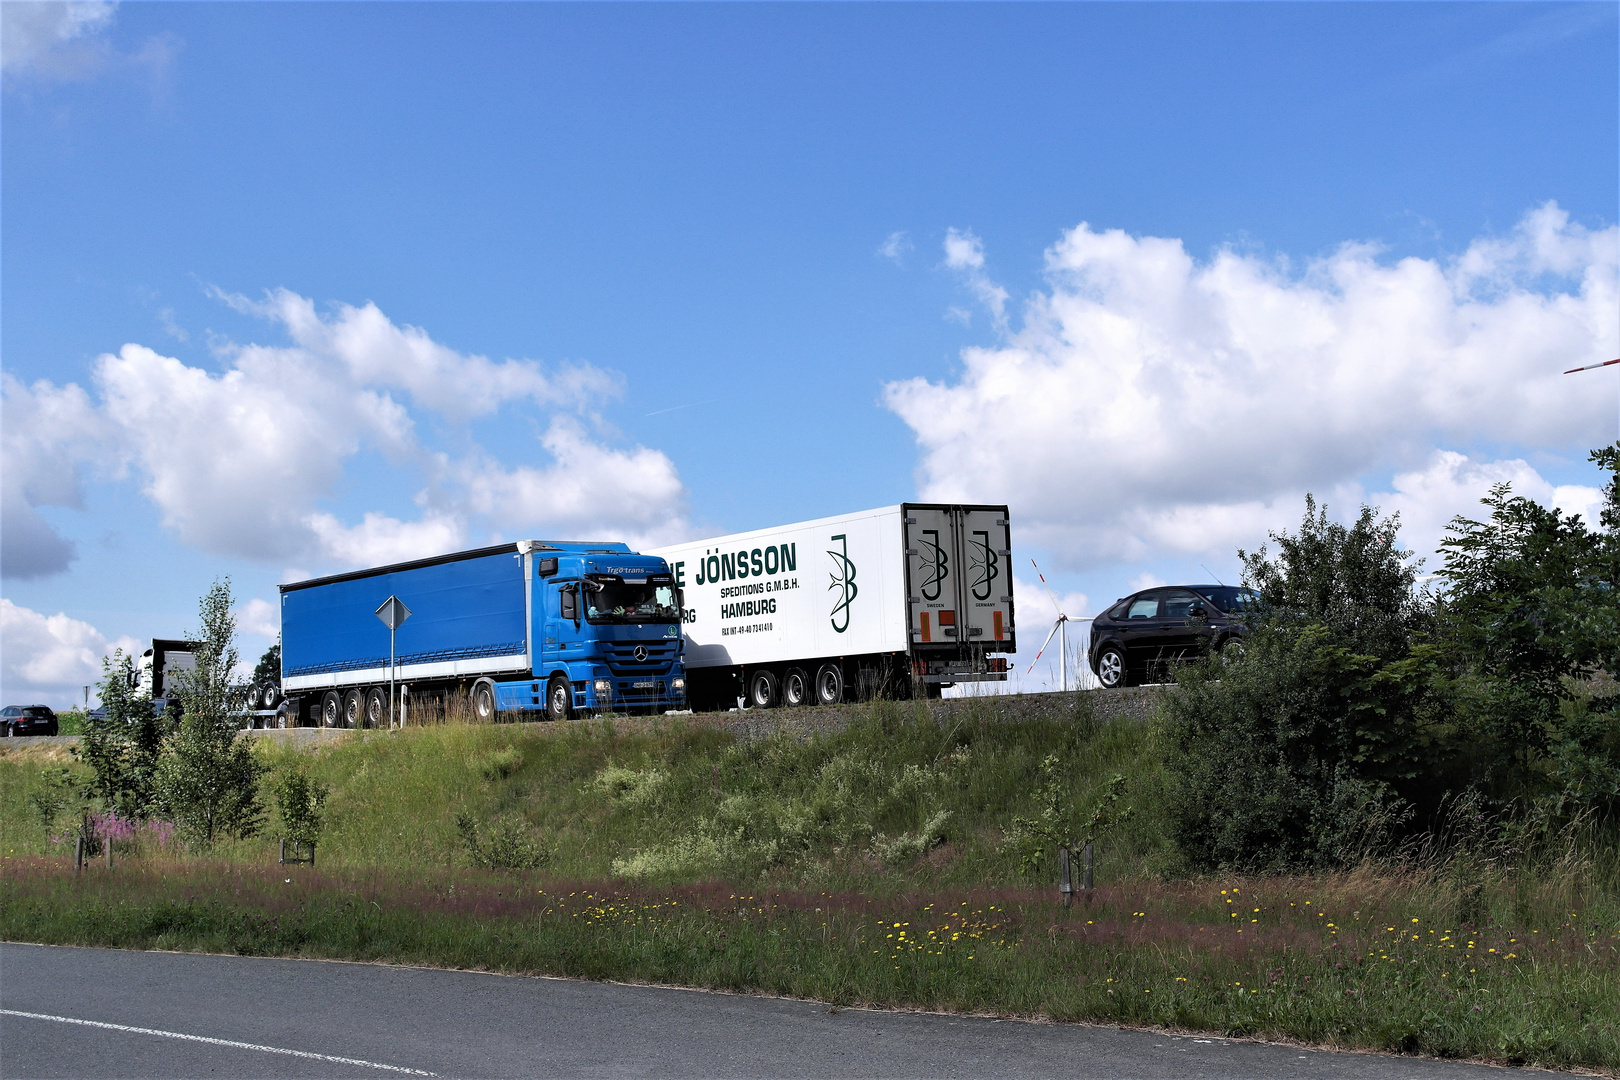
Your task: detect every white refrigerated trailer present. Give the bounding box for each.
[648,503,1015,710]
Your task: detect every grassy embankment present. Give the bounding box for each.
[2,698,1616,1069]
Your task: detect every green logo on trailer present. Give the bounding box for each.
[827,533,858,633]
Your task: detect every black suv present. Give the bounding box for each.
[1087,585,1256,688]
[1,705,60,736]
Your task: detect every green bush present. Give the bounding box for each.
[456,812,550,871]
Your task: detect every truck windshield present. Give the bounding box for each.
[585,581,680,624]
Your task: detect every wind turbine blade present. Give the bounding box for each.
[1026,618,1063,674]
[1030,558,1066,618]
[1565,358,1620,374]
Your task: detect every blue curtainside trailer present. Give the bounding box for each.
[277,540,686,727]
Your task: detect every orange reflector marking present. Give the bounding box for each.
[993,611,1003,640]
[938,610,955,626]
[920,612,931,642]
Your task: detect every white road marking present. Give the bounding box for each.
[0,1009,435,1075]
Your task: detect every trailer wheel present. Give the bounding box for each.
[545,675,573,722]
[472,679,497,723]
[365,687,388,728]
[341,689,363,728]
[746,669,778,709]
[813,663,844,706]
[321,691,342,728]
[782,668,809,708]
[276,703,293,729]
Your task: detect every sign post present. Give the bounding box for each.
[374,596,412,729]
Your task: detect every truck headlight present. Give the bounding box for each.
[593,679,613,697]
[671,678,685,691]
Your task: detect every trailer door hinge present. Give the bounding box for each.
[1000,596,1012,603]
[905,549,918,555]
[904,517,917,524]
[995,519,1007,525]
[998,549,1011,556]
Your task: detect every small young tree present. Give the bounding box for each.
[153,579,266,846]
[272,766,329,852]
[77,650,174,820]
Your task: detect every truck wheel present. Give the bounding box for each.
[813,663,844,706]
[365,687,388,728]
[264,686,281,709]
[746,669,778,709]
[321,691,342,728]
[472,679,497,723]
[1096,646,1128,689]
[782,668,809,708]
[546,676,573,722]
[342,689,364,728]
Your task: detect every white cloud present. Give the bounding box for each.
[888,204,1619,571]
[305,511,468,571]
[942,227,1009,329]
[457,416,689,548]
[215,288,618,422]
[943,228,986,271]
[0,1,115,81]
[0,375,107,578]
[233,597,280,639]
[0,598,138,708]
[878,231,912,265]
[1,1,176,89]
[1,291,690,576]
[1366,450,1605,569]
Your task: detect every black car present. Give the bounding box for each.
[1087,585,1256,688]
[1,705,60,736]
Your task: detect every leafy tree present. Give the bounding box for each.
[153,579,266,846]
[1164,499,1445,870]
[1239,496,1430,658]
[251,642,281,689]
[1435,445,1620,806]
[76,650,174,820]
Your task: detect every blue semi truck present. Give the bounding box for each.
[276,540,686,727]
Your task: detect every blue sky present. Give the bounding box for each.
[3,1,1617,704]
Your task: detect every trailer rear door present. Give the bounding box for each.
[903,505,1013,651]
[957,507,1014,648]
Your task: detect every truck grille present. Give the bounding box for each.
[602,640,679,676]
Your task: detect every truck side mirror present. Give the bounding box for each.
[538,557,558,577]
[559,584,578,623]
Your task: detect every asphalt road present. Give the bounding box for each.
[2,944,1516,1079]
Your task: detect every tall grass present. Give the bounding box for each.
[3,857,1614,1068]
[2,696,1615,1067]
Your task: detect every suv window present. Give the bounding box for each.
[1126,596,1161,619]
[1162,590,1203,618]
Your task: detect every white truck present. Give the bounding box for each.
[648,503,1014,710]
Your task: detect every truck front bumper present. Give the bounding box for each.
[583,675,686,711]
